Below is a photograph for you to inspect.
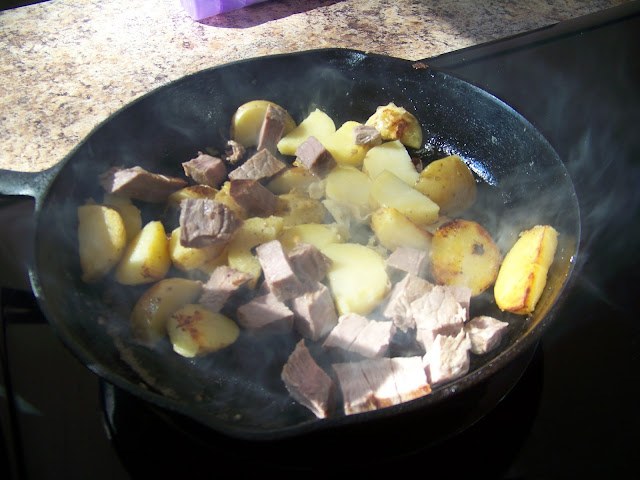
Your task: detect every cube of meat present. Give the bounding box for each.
[281,340,335,419]
[352,125,382,147]
[382,273,434,332]
[332,356,430,415]
[99,166,187,203]
[423,329,472,385]
[228,149,287,181]
[287,242,332,285]
[386,246,431,280]
[229,179,278,217]
[255,239,303,301]
[179,198,242,248]
[295,136,336,178]
[322,313,370,352]
[199,265,253,312]
[411,285,467,352]
[257,104,288,154]
[290,282,338,341]
[323,313,395,359]
[236,293,294,334]
[182,153,227,188]
[464,315,509,354]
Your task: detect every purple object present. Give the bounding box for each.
[181,0,269,20]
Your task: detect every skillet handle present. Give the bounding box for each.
[0,164,62,205]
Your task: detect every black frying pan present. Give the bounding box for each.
[0,48,579,456]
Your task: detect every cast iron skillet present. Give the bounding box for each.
[0,48,579,455]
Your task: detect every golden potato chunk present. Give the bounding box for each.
[277,109,336,156]
[431,219,502,296]
[230,100,296,148]
[114,221,171,286]
[274,191,327,226]
[102,194,142,242]
[278,223,346,252]
[362,139,420,186]
[370,207,432,252]
[494,225,559,315]
[167,185,219,206]
[166,304,240,358]
[130,278,203,344]
[414,155,477,216]
[369,170,439,226]
[266,167,321,196]
[169,227,226,272]
[322,121,370,167]
[325,165,372,213]
[365,103,422,149]
[320,243,391,316]
[77,205,127,283]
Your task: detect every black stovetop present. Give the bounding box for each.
[1,3,639,479]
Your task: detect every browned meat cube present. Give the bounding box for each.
[348,319,396,359]
[255,239,303,301]
[423,329,471,385]
[382,273,434,332]
[229,179,278,217]
[386,246,430,280]
[223,139,245,165]
[390,356,432,403]
[228,149,287,181]
[99,166,187,203]
[322,313,370,352]
[236,293,294,334]
[182,153,227,188]
[179,198,242,248]
[287,242,332,284]
[257,104,288,154]
[352,125,382,147]
[464,315,509,354]
[281,339,335,419]
[295,136,336,178]
[199,265,253,312]
[411,285,466,352]
[290,282,338,341]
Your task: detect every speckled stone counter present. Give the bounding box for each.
[0,0,628,172]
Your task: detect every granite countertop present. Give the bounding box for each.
[0,0,628,173]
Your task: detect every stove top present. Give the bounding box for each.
[2,3,639,479]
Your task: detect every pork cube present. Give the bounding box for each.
[382,273,434,332]
[386,246,430,280]
[182,153,227,188]
[464,315,509,354]
[322,313,370,352]
[236,293,293,334]
[257,104,288,154]
[287,242,332,284]
[423,329,472,385]
[199,265,253,312]
[411,286,466,352]
[282,340,335,419]
[352,124,382,147]
[229,178,278,217]
[348,319,396,359]
[228,148,287,181]
[255,239,303,301]
[179,198,242,248]
[295,136,336,178]
[290,282,338,341]
[99,166,187,203]
[390,356,432,403]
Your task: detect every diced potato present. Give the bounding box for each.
[369,170,440,226]
[130,278,203,345]
[230,100,296,148]
[365,103,423,149]
[167,185,219,206]
[278,223,346,252]
[166,304,239,358]
[77,204,127,283]
[362,139,420,186]
[320,243,391,316]
[431,219,502,296]
[227,215,285,287]
[198,246,229,276]
[414,155,477,216]
[169,227,226,271]
[370,207,432,252]
[214,181,248,220]
[266,167,322,195]
[325,165,372,213]
[274,191,326,226]
[114,221,171,286]
[322,121,370,167]
[494,225,559,315]
[277,109,336,156]
[102,194,142,243]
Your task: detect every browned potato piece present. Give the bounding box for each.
[77,205,127,283]
[114,221,171,285]
[167,304,240,358]
[365,103,422,149]
[275,191,326,226]
[414,155,477,216]
[431,219,502,296]
[266,167,321,195]
[494,225,559,315]
[102,194,143,242]
[130,278,203,344]
[169,227,226,271]
[370,207,432,252]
